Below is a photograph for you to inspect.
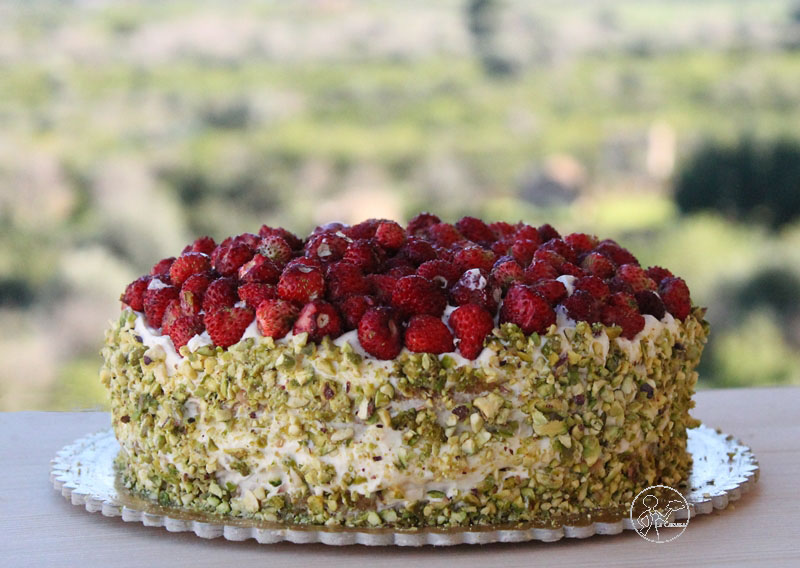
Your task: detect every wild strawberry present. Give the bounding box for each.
[574,275,610,301]
[531,279,568,305]
[646,266,674,285]
[293,300,343,342]
[237,282,277,309]
[580,251,616,278]
[160,299,183,335]
[286,256,322,271]
[563,289,600,323]
[558,262,584,277]
[311,222,348,236]
[258,225,303,250]
[202,277,238,313]
[304,233,349,263]
[326,261,370,300]
[511,239,539,266]
[453,245,496,273]
[169,252,211,287]
[659,277,692,320]
[406,212,441,237]
[488,221,517,240]
[213,242,254,277]
[143,283,179,328]
[450,268,501,313]
[537,223,561,242]
[337,294,377,330]
[189,235,216,255]
[417,259,461,289]
[533,248,566,271]
[397,238,438,266]
[358,307,403,359]
[405,315,454,354]
[635,290,666,319]
[374,220,406,251]
[368,273,398,304]
[385,263,416,278]
[427,222,463,248]
[540,238,578,264]
[515,224,541,243]
[180,272,212,316]
[490,257,525,291]
[594,240,639,266]
[278,264,326,305]
[255,298,299,339]
[121,275,151,311]
[257,235,293,266]
[344,218,380,240]
[150,257,175,279]
[601,292,645,339]
[525,260,559,282]
[449,304,494,359]
[343,239,381,273]
[204,305,254,348]
[499,284,556,334]
[391,275,447,318]
[564,232,599,255]
[615,264,656,293]
[491,236,514,257]
[166,315,204,349]
[234,232,261,249]
[238,254,281,284]
[455,216,495,244]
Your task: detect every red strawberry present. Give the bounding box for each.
[344,218,380,240]
[160,299,183,335]
[304,233,349,263]
[150,257,175,279]
[143,283,179,328]
[574,275,610,301]
[121,276,151,311]
[189,235,216,255]
[237,282,277,309]
[238,254,281,284]
[601,292,645,339]
[635,290,666,319]
[406,212,441,237]
[368,273,398,304]
[580,251,616,278]
[427,222,463,248]
[204,305,254,348]
[255,298,299,339]
[169,252,211,287]
[258,225,303,251]
[343,239,382,273]
[488,221,517,240]
[234,232,261,249]
[499,284,556,334]
[278,264,326,305]
[286,256,322,271]
[374,221,406,251]
[562,290,600,323]
[417,259,461,290]
[293,300,343,343]
[531,279,568,305]
[453,245,496,273]
[337,294,377,330]
[525,260,559,282]
[537,223,561,242]
[385,263,416,278]
[398,238,438,266]
[391,275,447,318]
[659,277,692,320]
[168,315,204,349]
[533,248,566,271]
[564,232,599,255]
[594,240,639,266]
[202,277,238,313]
[213,242,254,277]
[180,272,212,316]
[257,235,293,266]
[450,268,501,313]
[449,304,494,359]
[558,262,584,277]
[515,224,541,243]
[540,238,578,264]
[511,239,539,266]
[490,257,525,290]
[358,307,403,359]
[491,236,514,257]
[405,315,454,354]
[326,261,371,300]
[615,264,656,293]
[455,216,495,244]
[646,266,674,285]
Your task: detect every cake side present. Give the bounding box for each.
[101,306,707,528]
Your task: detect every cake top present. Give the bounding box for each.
[119,213,693,360]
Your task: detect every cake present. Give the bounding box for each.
[100,214,708,529]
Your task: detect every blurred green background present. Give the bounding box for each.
[2,0,800,411]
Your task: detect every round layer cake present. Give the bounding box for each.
[101,214,708,528]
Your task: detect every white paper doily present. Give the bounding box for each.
[50,424,759,546]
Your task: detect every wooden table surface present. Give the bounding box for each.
[1,386,798,567]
